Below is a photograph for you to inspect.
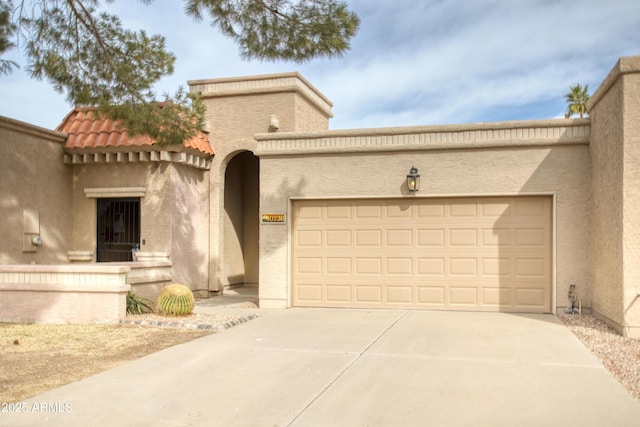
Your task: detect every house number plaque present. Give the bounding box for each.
[261,213,286,224]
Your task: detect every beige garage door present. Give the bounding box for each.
[292,197,551,313]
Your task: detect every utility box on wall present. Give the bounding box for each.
[23,209,41,252]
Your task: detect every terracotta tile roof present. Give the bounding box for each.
[57,108,214,156]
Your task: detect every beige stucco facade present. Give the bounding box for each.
[69,160,210,297]
[1,57,640,335]
[255,121,591,310]
[0,117,72,264]
[588,57,640,337]
[188,72,332,292]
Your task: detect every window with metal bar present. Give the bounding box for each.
[96,198,140,262]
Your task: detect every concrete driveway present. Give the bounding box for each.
[2,309,639,426]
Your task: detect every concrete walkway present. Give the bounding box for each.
[2,308,639,426]
[194,285,260,311]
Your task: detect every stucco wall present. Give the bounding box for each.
[198,88,329,138]
[257,121,592,309]
[190,73,332,291]
[588,67,625,328]
[189,72,332,141]
[71,163,172,257]
[621,69,640,333]
[212,92,303,142]
[0,116,71,264]
[294,94,331,132]
[0,264,130,324]
[589,56,640,336]
[70,161,211,294]
[170,164,210,295]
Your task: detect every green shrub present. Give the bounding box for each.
[157,284,195,316]
[126,291,154,314]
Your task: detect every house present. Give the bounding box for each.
[1,56,639,338]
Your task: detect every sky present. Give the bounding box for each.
[1,0,639,131]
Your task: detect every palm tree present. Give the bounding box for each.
[565,83,590,118]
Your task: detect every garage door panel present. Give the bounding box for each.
[386,229,413,246]
[449,229,478,246]
[355,257,383,274]
[295,283,323,303]
[326,229,351,247]
[386,286,413,304]
[515,228,547,247]
[295,203,323,221]
[417,203,445,218]
[326,204,351,220]
[292,197,551,313]
[515,288,547,307]
[482,228,511,246]
[417,229,445,246]
[514,198,546,215]
[355,285,383,303]
[482,288,511,306]
[355,229,382,247]
[297,229,322,246]
[417,286,446,305]
[449,200,478,217]
[449,287,479,305]
[514,258,547,277]
[385,257,414,275]
[449,258,478,276]
[296,257,323,274]
[326,257,352,274]
[481,200,512,217]
[385,203,413,218]
[326,284,351,303]
[355,204,383,220]
[482,257,511,276]
[417,257,446,276]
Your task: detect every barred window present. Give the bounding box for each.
[96,198,140,262]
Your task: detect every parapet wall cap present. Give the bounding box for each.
[187,71,333,116]
[0,115,66,143]
[588,55,640,111]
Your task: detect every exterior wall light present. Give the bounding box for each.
[406,166,420,192]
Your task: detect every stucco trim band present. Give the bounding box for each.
[68,250,94,262]
[64,151,211,170]
[255,119,590,156]
[84,187,146,198]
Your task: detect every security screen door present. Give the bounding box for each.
[96,198,140,262]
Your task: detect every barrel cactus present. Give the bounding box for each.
[157,284,195,316]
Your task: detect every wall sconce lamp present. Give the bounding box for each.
[406,166,420,192]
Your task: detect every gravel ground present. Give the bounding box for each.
[120,311,260,331]
[558,312,640,401]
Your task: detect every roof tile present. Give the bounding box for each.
[57,107,214,156]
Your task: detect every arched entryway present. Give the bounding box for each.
[223,151,259,289]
